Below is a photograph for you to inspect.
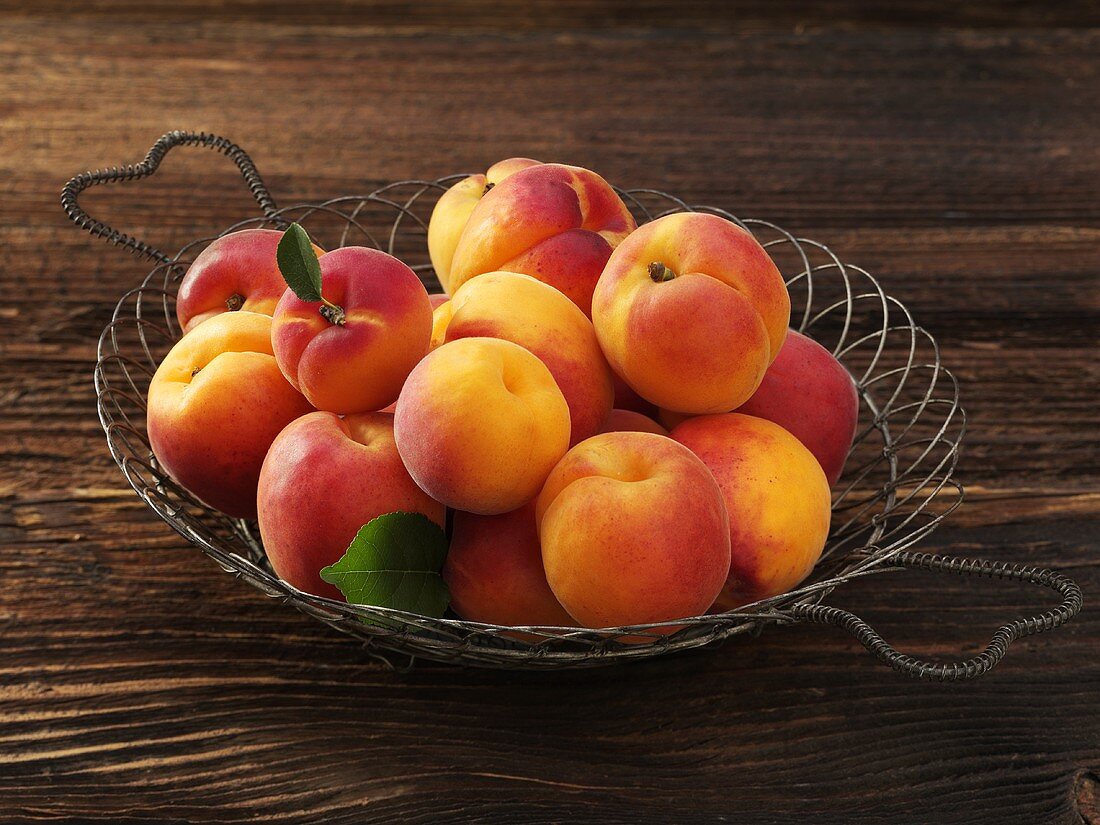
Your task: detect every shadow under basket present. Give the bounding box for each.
[65,131,1082,680]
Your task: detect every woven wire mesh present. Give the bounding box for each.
[94,180,968,670]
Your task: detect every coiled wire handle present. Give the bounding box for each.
[61,130,280,264]
[791,551,1083,681]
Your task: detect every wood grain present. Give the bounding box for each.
[4,0,1100,29]
[0,4,1097,823]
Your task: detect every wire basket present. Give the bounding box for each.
[64,131,1082,680]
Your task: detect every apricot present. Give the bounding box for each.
[443,503,576,628]
[600,408,668,436]
[271,246,432,414]
[394,337,570,515]
[592,212,790,413]
[146,311,313,519]
[449,163,636,316]
[535,432,730,629]
[429,298,452,352]
[428,158,541,293]
[444,271,613,444]
[735,329,859,485]
[257,411,444,600]
[671,413,831,611]
[175,229,322,333]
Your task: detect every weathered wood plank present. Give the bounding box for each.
[3,0,1100,30]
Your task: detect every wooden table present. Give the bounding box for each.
[1,3,1096,822]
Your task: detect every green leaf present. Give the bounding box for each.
[320,512,450,623]
[276,222,323,302]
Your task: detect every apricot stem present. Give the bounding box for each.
[319,298,346,326]
[483,181,495,195]
[649,261,677,282]
[224,293,245,312]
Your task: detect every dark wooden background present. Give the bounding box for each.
[1,2,1097,822]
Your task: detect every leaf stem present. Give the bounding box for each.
[319,297,346,326]
[649,261,677,282]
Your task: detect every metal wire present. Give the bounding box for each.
[791,552,1083,681]
[62,130,281,264]
[72,133,1082,679]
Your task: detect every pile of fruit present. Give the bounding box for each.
[146,160,859,635]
